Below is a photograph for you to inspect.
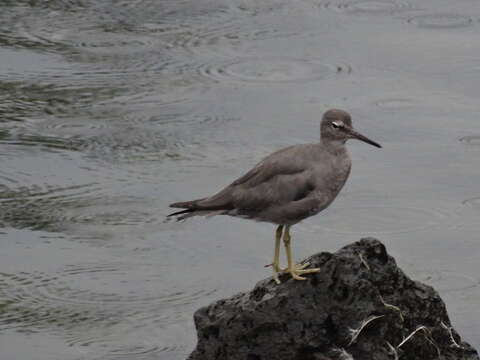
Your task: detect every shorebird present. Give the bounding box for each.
[168,109,381,283]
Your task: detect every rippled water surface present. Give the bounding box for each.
[1,0,480,358]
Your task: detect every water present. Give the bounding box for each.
[1,0,480,358]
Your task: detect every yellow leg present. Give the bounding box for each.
[272,225,283,284]
[283,225,320,281]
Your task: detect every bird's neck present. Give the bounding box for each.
[321,139,348,155]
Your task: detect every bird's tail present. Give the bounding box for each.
[167,208,225,221]
[167,208,194,218]
[169,200,199,209]
[168,195,231,221]
[167,199,214,221]
[167,210,197,221]
[167,200,197,221]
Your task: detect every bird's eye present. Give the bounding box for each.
[331,122,342,129]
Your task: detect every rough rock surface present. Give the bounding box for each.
[188,238,479,360]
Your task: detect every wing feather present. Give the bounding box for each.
[169,144,317,212]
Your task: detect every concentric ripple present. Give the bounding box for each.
[0,134,168,232]
[0,47,72,82]
[59,262,214,305]
[462,197,480,210]
[0,134,156,232]
[77,111,236,162]
[234,0,290,15]
[1,133,82,152]
[374,97,416,110]
[68,330,185,360]
[160,22,303,57]
[40,118,109,136]
[10,0,238,53]
[86,341,176,360]
[138,0,236,27]
[318,0,413,14]
[0,175,99,231]
[0,274,110,332]
[60,203,158,227]
[460,135,480,146]
[0,263,217,329]
[407,14,473,29]
[199,57,352,83]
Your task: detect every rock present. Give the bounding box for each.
[187,238,479,360]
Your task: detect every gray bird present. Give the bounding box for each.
[168,109,381,283]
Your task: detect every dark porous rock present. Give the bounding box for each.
[187,238,479,360]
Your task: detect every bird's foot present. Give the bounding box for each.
[282,262,319,272]
[272,272,281,284]
[271,263,282,284]
[284,262,320,280]
[281,262,310,271]
[269,262,320,283]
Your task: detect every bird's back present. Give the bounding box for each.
[243,142,351,224]
[169,142,351,224]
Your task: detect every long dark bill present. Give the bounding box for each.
[348,127,382,148]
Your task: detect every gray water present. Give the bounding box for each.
[1,0,480,358]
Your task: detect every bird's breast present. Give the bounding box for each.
[313,154,351,197]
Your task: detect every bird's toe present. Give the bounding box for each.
[284,263,320,281]
[296,267,320,274]
[290,272,307,281]
[281,262,314,272]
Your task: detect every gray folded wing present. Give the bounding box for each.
[170,145,323,215]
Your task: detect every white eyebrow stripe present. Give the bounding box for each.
[332,121,344,127]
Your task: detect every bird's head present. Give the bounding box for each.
[321,109,381,148]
